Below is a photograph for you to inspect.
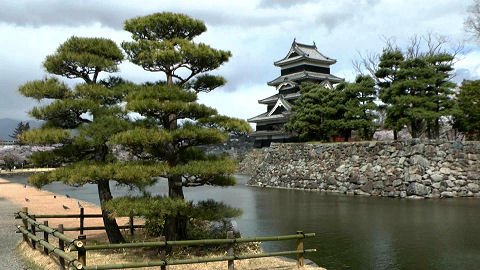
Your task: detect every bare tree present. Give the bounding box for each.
[353,33,463,81]
[405,34,422,58]
[465,0,480,40]
[352,35,399,82]
[352,51,380,81]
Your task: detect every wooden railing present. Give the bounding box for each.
[16,208,317,270]
[32,207,142,235]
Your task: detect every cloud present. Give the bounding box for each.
[0,1,131,30]
[194,11,290,27]
[257,0,316,8]
[218,54,278,91]
[314,0,383,32]
[0,0,291,30]
[198,84,277,123]
[452,68,479,84]
[0,63,47,120]
[0,0,477,122]
[316,10,353,32]
[453,50,480,83]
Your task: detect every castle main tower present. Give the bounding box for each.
[248,39,343,147]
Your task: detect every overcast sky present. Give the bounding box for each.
[1,0,479,124]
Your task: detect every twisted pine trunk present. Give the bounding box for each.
[165,175,187,241]
[164,74,188,241]
[98,180,125,243]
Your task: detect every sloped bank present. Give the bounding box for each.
[241,140,480,199]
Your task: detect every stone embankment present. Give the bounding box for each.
[240,140,480,199]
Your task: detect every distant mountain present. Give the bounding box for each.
[0,118,43,141]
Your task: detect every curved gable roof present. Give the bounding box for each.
[274,39,336,66]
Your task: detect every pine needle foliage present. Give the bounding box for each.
[284,83,337,141]
[340,75,379,140]
[285,76,378,142]
[455,80,480,139]
[115,12,250,241]
[17,36,139,244]
[105,196,242,237]
[375,49,406,139]
[376,48,457,139]
[122,12,231,92]
[9,121,31,141]
[43,36,123,83]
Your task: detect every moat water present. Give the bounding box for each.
[5,175,480,270]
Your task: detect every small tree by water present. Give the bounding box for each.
[18,36,133,244]
[107,12,250,241]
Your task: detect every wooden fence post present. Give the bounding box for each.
[80,207,84,235]
[43,221,49,254]
[129,216,134,235]
[58,224,65,270]
[227,231,235,270]
[160,236,166,270]
[78,234,87,267]
[31,216,36,249]
[21,207,29,244]
[296,231,304,267]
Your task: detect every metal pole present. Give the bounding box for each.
[227,231,235,270]
[80,208,84,235]
[43,221,49,255]
[78,234,87,267]
[58,224,66,270]
[296,231,304,267]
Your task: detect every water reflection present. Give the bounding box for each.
[4,175,480,270]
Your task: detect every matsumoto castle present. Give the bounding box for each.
[248,39,344,148]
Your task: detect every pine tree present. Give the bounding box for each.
[376,49,405,140]
[455,80,480,139]
[394,56,432,138]
[111,12,250,240]
[341,75,378,140]
[285,76,378,142]
[283,83,330,141]
[423,53,457,139]
[9,121,30,141]
[376,48,457,139]
[17,36,134,243]
[284,83,346,141]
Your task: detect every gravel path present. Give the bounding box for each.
[0,197,24,270]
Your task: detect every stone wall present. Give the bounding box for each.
[202,135,254,159]
[243,140,480,199]
[236,148,266,175]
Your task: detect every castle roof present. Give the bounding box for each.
[274,40,337,67]
[247,111,288,123]
[258,92,301,104]
[248,95,292,123]
[267,71,343,87]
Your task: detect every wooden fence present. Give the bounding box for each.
[16,207,316,270]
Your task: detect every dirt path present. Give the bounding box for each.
[0,177,133,239]
[0,196,24,270]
